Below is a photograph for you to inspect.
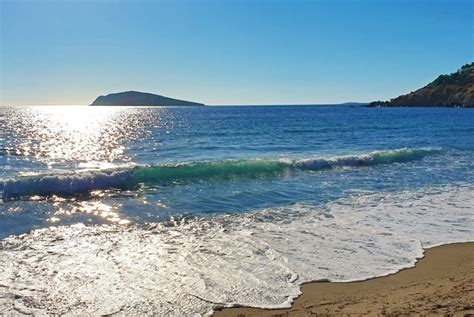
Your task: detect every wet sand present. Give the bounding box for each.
[214,242,474,316]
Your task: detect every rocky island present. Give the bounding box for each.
[90,91,205,106]
[368,63,474,107]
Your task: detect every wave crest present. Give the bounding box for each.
[1,148,441,201]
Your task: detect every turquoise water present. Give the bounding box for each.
[1,105,473,238]
[0,105,473,315]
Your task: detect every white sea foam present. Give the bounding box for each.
[0,184,472,315]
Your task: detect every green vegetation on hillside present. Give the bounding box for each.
[369,63,474,107]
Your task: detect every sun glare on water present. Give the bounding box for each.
[3,106,159,170]
[2,105,158,225]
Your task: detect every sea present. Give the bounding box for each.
[0,105,473,315]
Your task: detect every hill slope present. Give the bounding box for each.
[369,63,474,107]
[90,91,205,106]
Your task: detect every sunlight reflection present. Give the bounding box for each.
[3,106,166,169]
[50,199,131,225]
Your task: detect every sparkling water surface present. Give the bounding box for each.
[1,105,473,238]
[0,105,473,315]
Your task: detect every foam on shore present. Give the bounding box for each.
[0,184,472,315]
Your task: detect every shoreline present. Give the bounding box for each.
[214,242,474,316]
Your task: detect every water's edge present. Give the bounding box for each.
[1,184,472,316]
[210,240,474,315]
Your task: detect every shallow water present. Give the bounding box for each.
[1,105,473,315]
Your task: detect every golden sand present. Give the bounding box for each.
[214,242,474,316]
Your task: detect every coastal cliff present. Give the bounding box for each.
[90,91,205,106]
[368,63,474,107]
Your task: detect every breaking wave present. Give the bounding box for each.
[1,147,441,201]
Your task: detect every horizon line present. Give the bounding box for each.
[0,101,370,107]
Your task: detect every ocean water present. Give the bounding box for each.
[0,105,473,315]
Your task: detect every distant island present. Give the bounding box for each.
[368,63,474,107]
[90,91,205,106]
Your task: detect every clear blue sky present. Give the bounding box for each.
[1,0,473,105]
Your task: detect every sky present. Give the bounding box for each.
[1,0,473,106]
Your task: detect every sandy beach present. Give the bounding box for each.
[215,242,474,316]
